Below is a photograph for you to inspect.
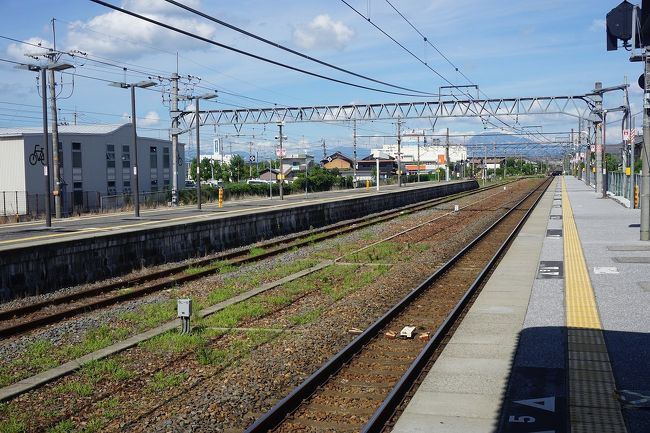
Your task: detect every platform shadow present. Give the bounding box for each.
[495,326,650,433]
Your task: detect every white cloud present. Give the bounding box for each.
[293,14,355,50]
[590,19,606,32]
[64,1,216,59]
[140,111,160,126]
[6,37,52,61]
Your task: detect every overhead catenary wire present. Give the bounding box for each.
[162,0,436,97]
[346,0,562,147]
[89,0,438,98]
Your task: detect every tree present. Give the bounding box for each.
[229,154,246,182]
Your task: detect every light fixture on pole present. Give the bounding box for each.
[109,80,157,218]
[179,93,218,210]
[275,122,287,200]
[16,61,75,227]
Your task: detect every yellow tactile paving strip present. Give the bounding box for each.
[561,177,627,433]
[562,178,602,329]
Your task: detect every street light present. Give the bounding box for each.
[179,93,218,210]
[16,62,75,227]
[275,122,287,200]
[109,80,157,218]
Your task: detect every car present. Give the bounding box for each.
[202,179,224,187]
[247,179,271,185]
[184,180,196,188]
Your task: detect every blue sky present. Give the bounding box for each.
[0,0,642,159]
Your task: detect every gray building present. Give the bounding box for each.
[0,124,185,215]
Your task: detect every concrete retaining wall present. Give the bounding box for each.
[0,181,478,301]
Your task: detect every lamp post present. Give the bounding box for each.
[179,93,218,210]
[109,80,157,218]
[275,122,287,200]
[16,62,74,227]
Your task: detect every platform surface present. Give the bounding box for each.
[0,180,457,251]
[392,175,650,433]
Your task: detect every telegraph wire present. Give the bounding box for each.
[89,0,438,98]
[161,0,435,96]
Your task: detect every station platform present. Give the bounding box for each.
[0,180,447,251]
[392,176,650,433]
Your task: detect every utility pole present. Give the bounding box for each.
[171,72,179,206]
[40,68,51,227]
[249,141,253,178]
[322,139,327,161]
[276,122,286,200]
[642,47,650,240]
[594,82,604,197]
[353,120,357,188]
[417,134,421,182]
[585,125,592,186]
[444,129,449,179]
[47,51,63,218]
[397,117,402,186]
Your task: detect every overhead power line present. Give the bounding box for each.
[89,0,436,98]
[162,0,436,96]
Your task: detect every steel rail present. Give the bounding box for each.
[244,177,551,433]
[0,182,511,338]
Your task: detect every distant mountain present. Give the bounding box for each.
[467,133,563,158]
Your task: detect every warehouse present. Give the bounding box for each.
[0,124,185,216]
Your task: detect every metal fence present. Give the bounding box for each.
[606,172,640,207]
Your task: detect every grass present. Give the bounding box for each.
[0,404,25,433]
[284,263,390,301]
[141,331,208,354]
[248,247,267,257]
[196,346,228,366]
[207,283,241,304]
[80,359,132,383]
[288,308,323,326]
[52,380,94,397]
[146,371,187,393]
[204,301,269,328]
[60,326,130,360]
[183,264,213,276]
[345,241,402,263]
[46,420,74,433]
[118,300,177,330]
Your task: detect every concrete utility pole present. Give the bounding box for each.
[41,68,51,227]
[353,120,357,188]
[195,100,201,209]
[48,52,63,218]
[642,48,650,240]
[585,125,592,186]
[397,117,402,186]
[276,122,286,200]
[594,82,604,197]
[322,139,326,160]
[171,72,179,206]
[417,134,421,182]
[249,141,253,178]
[445,128,450,181]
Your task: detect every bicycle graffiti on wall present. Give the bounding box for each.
[29,145,45,165]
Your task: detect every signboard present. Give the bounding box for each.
[249,155,256,163]
[438,154,446,164]
[275,147,286,157]
[623,129,637,142]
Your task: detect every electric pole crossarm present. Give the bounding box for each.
[183,95,595,126]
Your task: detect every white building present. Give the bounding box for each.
[0,124,185,215]
[371,143,467,167]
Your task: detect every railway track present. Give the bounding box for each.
[0,182,511,339]
[244,177,551,433]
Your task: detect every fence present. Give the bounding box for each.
[606,172,641,207]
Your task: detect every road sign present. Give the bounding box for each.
[249,155,256,163]
[275,147,286,157]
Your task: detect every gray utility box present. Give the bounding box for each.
[177,299,192,318]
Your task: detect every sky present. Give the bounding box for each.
[0,0,643,160]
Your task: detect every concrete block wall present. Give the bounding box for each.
[0,181,477,301]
